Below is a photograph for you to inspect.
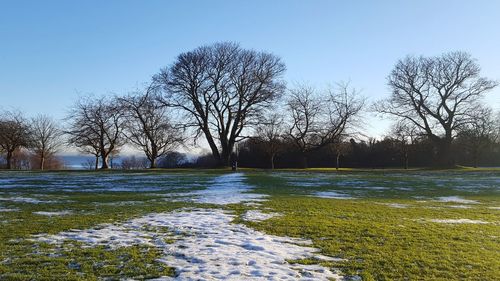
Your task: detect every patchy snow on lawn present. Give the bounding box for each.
[428,219,489,224]
[33,211,73,216]
[378,203,408,208]
[0,196,54,204]
[0,207,19,212]
[34,208,343,280]
[242,210,282,222]
[312,191,354,199]
[177,173,267,205]
[435,196,479,204]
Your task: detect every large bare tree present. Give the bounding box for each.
[286,82,364,168]
[120,90,185,168]
[66,96,126,169]
[154,42,286,166]
[0,111,31,169]
[374,51,497,166]
[29,114,62,170]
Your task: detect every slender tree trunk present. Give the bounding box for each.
[336,154,340,170]
[270,154,275,170]
[404,153,408,169]
[6,151,12,170]
[100,154,109,169]
[94,156,99,170]
[40,156,45,170]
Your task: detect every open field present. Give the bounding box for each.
[0,170,498,280]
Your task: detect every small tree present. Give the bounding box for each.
[286,82,364,168]
[390,120,419,169]
[0,111,31,169]
[253,113,284,169]
[120,90,185,168]
[66,95,126,169]
[29,114,62,170]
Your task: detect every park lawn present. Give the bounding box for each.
[0,169,498,280]
[238,171,500,280]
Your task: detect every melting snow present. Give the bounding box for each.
[178,173,267,205]
[34,208,342,280]
[0,196,53,204]
[33,211,72,216]
[436,196,479,204]
[312,191,354,199]
[428,219,489,224]
[0,207,19,212]
[242,210,282,222]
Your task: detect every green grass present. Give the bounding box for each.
[0,170,499,280]
[239,171,500,280]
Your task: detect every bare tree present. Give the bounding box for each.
[456,106,496,168]
[66,95,126,169]
[154,42,286,166]
[29,114,62,170]
[374,51,498,167]
[120,90,185,168]
[0,111,31,169]
[253,113,284,169]
[286,83,364,168]
[390,120,419,169]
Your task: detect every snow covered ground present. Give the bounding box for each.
[33,173,342,280]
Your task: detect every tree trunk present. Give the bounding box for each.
[403,151,408,169]
[6,151,12,170]
[94,156,99,170]
[270,154,275,170]
[40,156,45,170]
[435,139,454,168]
[336,154,340,170]
[150,157,157,169]
[100,154,109,169]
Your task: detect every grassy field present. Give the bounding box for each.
[0,169,498,280]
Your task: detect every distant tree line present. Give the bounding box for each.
[0,43,499,169]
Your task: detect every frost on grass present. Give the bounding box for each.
[428,219,489,224]
[35,208,342,280]
[378,203,408,208]
[312,191,354,199]
[0,207,19,212]
[242,210,282,222]
[0,196,54,204]
[33,211,73,216]
[435,196,479,204]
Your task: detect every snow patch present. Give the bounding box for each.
[0,197,53,204]
[436,196,478,204]
[242,210,282,222]
[0,207,19,212]
[35,208,342,280]
[428,219,489,224]
[33,211,72,217]
[312,191,354,199]
[379,203,408,208]
[180,173,267,205]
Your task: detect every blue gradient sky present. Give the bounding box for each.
[1,0,499,138]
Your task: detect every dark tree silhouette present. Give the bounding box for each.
[154,42,286,166]
[120,90,185,168]
[66,95,126,169]
[0,111,31,169]
[29,114,62,170]
[253,113,285,169]
[375,51,497,166]
[286,82,364,168]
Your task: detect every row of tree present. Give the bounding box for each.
[1,42,499,169]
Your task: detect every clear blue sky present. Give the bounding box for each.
[1,0,499,138]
